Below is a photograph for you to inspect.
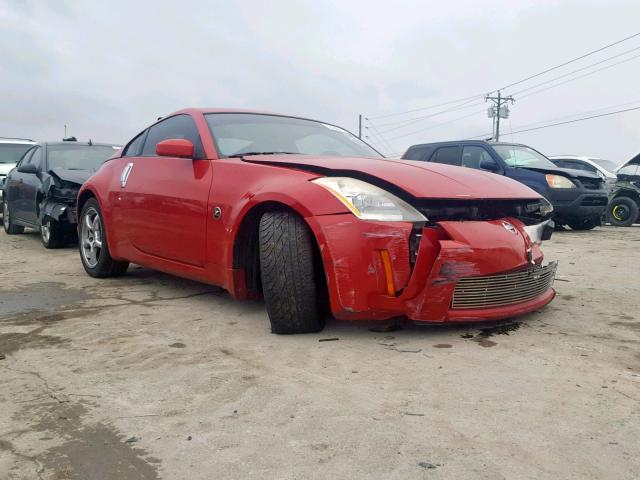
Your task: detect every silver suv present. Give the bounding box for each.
[0,138,35,207]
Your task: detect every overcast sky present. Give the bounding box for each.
[1,0,639,162]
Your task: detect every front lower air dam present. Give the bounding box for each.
[309,215,557,324]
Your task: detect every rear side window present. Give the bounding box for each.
[123,130,147,157]
[430,146,461,166]
[403,146,432,160]
[141,115,205,158]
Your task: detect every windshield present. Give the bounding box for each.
[493,145,557,169]
[47,145,119,171]
[205,113,382,158]
[0,143,33,164]
[591,159,618,172]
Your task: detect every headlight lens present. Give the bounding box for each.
[312,177,427,222]
[524,197,554,217]
[546,174,576,188]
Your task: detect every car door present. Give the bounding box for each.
[120,114,212,267]
[14,146,43,224]
[5,147,34,215]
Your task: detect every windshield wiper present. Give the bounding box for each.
[228,151,298,158]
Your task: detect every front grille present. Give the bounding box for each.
[451,262,557,309]
[580,178,603,190]
[580,196,608,207]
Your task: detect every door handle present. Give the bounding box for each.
[120,162,134,188]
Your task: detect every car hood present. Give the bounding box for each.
[48,169,94,185]
[0,163,16,175]
[242,155,541,200]
[515,165,601,182]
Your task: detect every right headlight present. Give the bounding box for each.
[546,174,576,189]
[312,177,427,222]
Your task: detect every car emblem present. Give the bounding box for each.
[502,221,517,234]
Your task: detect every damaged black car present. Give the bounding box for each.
[2,141,120,248]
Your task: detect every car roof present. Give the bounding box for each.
[0,137,35,145]
[406,140,531,148]
[168,108,329,125]
[34,141,121,148]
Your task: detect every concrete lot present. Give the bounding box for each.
[0,226,638,480]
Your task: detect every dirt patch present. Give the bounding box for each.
[0,282,86,318]
[0,326,69,355]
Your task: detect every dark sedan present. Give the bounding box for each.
[3,141,120,248]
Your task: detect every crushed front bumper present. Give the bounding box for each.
[308,215,556,323]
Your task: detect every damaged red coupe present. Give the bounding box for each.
[77,109,557,333]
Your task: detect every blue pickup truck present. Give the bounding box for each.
[402,141,609,230]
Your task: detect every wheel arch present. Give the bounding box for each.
[231,200,328,303]
[612,188,640,205]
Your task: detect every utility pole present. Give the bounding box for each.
[358,114,363,139]
[485,91,514,141]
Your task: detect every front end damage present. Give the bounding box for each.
[38,171,84,226]
[308,198,556,323]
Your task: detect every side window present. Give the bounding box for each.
[29,147,43,170]
[404,146,428,160]
[17,147,36,167]
[462,146,494,169]
[430,146,461,166]
[123,130,147,157]
[141,115,205,158]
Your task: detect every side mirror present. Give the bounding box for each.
[156,139,194,158]
[18,163,38,174]
[479,158,500,173]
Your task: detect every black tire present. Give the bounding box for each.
[608,196,639,227]
[40,218,66,248]
[78,198,129,277]
[567,217,598,231]
[3,198,24,234]
[258,210,324,334]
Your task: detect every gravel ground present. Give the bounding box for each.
[0,226,638,480]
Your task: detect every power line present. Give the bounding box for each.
[370,99,486,133]
[367,93,489,121]
[515,52,640,102]
[509,44,640,96]
[386,108,488,142]
[507,106,640,135]
[500,30,640,90]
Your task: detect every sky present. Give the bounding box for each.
[1,0,639,163]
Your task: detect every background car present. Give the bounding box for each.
[3,140,120,247]
[549,155,618,194]
[77,108,557,335]
[0,137,35,213]
[402,141,609,230]
[607,154,640,226]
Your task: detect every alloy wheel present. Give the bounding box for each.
[80,207,103,268]
[41,220,50,243]
[612,204,630,222]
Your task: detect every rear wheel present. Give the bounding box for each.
[41,218,66,248]
[79,198,129,277]
[3,199,24,234]
[608,197,638,227]
[258,210,324,334]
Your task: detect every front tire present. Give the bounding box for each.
[258,210,324,334]
[3,199,24,234]
[41,218,66,248]
[79,198,129,277]
[608,196,638,227]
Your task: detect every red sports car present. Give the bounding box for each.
[77,109,557,333]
